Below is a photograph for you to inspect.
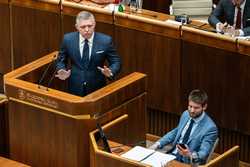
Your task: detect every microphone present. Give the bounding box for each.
[46,69,57,89]
[37,54,57,90]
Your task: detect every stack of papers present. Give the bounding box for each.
[236,36,250,40]
[121,146,176,167]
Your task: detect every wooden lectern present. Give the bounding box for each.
[4,51,147,167]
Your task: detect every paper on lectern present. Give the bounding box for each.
[121,146,176,167]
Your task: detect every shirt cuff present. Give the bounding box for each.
[239,29,244,36]
[216,22,223,33]
[155,141,161,149]
[190,152,199,163]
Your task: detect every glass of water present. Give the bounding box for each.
[137,0,143,13]
[130,0,137,13]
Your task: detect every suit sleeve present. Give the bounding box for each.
[242,1,250,35]
[105,37,121,77]
[242,27,250,36]
[158,127,178,148]
[192,124,218,164]
[158,111,188,148]
[208,0,225,28]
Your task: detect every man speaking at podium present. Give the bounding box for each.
[150,89,218,165]
[55,11,121,96]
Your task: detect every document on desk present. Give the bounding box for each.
[121,146,155,161]
[141,151,176,167]
[121,146,176,167]
[236,36,250,41]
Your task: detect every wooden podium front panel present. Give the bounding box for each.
[8,100,91,167]
[8,94,146,167]
[11,0,61,69]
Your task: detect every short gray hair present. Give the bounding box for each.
[76,11,95,25]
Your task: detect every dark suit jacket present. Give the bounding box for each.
[56,32,121,96]
[208,0,250,36]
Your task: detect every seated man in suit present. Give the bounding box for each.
[208,0,250,36]
[149,89,218,165]
[56,11,121,96]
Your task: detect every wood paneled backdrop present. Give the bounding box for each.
[0,0,11,93]
[0,0,250,164]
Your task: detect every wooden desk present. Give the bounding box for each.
[0,157,30,167]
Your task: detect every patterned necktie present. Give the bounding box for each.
[182,119,194,144]
[236,6,242,29]
[82,39,89,68]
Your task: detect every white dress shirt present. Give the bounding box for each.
[79,32,94,59]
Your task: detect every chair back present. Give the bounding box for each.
[206,138,219,163]
[202,145,240,167]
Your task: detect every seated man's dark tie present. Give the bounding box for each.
[167,119,195,154]
[82,39,89,68]
[182,119,194,144]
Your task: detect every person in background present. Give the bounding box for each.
[208,0,250,36]
[56,11,121,96]
[149,89,218,165]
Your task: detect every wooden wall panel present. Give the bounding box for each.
[12,5,61,69]
[143,0,171,14]
[61,14,76,35]
[0,2,11,93]
[61,14,114,39]
[181,41,240,131]
[62,3,114,38]
[115,26,181,114]
[238,55,250,135]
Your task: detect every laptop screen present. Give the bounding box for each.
[96,123,112,153]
